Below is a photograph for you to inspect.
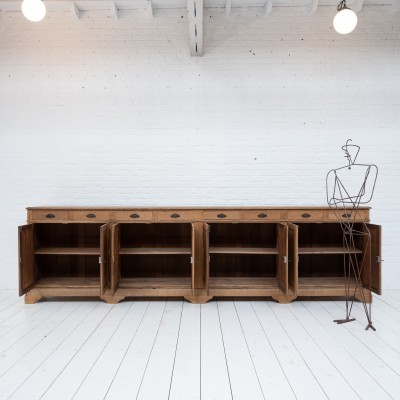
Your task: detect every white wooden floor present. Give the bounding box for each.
[1,291,400,400]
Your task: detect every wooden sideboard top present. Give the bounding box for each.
[27,206,371,210]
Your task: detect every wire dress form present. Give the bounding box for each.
[326,139,378,331]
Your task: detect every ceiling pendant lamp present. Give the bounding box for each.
[22,0,46,22]
[333,0,358,35]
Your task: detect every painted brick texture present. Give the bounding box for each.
[0,6,399,289]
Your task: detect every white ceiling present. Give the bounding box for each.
[0,0,396,13]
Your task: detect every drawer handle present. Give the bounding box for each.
[171,213,180,218]
[217,213,227,219]
[86,213,96,219]
[301,213,311,218]
[342,213,352,218]
[258,213,267,218]
[45,214,55,219]
[130,214,140,219]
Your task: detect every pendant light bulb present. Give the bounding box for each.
[333,0,357,35]
[22,0,46,22]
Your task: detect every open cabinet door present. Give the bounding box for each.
[100,224,110,296]
[204,223,210,295]
[191,223,196,294]
[287,223,298,294]
[111,223,120,295]
[18,224,36,296]
[277,223,288,294]
[362,224,382,295]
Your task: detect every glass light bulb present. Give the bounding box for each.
[22,0,46,22]
[333,8,358,34]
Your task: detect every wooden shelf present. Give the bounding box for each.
[298,246,362,255]
[209,277,278,289]
[119,277,191,289]
[35,247,100,255]
[35,277,100,288]
[119,247,191,255]
[209,247,278,255]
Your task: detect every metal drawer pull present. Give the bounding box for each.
[258,213,267,218]
[217,213,227,218]
[301,213,311,218]
[130,214,140,219]
[86,213,96,218]
[342,213,352,218]
[171,213,180,218]
[45,214,55,219]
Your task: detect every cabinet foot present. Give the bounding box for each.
[271,294,297,304]
[25,293,43,304]
[184,295,213,304]
[100,295,126,304]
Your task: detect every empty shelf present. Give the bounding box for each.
[119,277,192,289]
[119,247,191,255]
[35,277,100,288]
[35,248,100,255]
[209,247,278,254]
[209,277,278,289]
[298,246,362,255]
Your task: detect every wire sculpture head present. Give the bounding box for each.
[341,139,360,168]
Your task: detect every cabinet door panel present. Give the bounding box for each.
[277,223,288,294]
[18,224,36,296]
[287,223,298,294]
[362,224,382,295]
[204,223,210,295]
[111,223,120,294]
[100,224,110,295]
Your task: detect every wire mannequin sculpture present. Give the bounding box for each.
[326,139,378,331]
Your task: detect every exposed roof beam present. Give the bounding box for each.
[187,0,203,56]
[70,1,81,19]
[309,0,318,15]
[264,0,273,17]
[225,0,232,16]
[110,1,119,19]
[147,0,153,18]
[352,0,365,13]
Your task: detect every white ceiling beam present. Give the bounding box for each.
[110,1,119,19]
[225,0,232,16]
[187,0,203,56]
[389,0,400,14]
[70,1,81,19]
[264,0,273,17]
[147,0,153,18]
[352,0,364,13]
[309,0,318,15]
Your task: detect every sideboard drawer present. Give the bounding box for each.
[287,210,324,221]
[30,210,69,222]
[202,210,240,221]
[69,211,110,222]
[157,211,197,221]
[326,209,369,221]
[242,210,281,221]
[112,211,154,222]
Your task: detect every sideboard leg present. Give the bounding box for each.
[25,293,43,304]
[271,294,297,304]
[100,295,126,304]
[354,290,372,304]
[184,295,213,304]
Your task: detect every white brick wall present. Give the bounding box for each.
[0,6,399,289]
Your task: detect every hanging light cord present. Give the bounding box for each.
[337,0,349,11]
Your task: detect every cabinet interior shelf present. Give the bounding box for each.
[35,247,100,255]
[209,247,278,254]
[119,247,191,255]
[209,277,278,289]
[119,277,192,289]
[298,246,362,255]
[35,277,100,288]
